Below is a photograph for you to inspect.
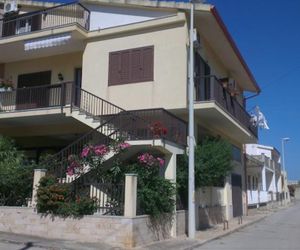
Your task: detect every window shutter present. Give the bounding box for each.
[120,50,130,83]
[108,46,154,86]
[142,46,154,81]
[131,48,142,83]
[108,52,121,85]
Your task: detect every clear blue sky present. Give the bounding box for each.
[208,0,300,180]
[38,0,299,180]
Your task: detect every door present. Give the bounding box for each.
[231,174,243,217]
[194,53,211,101]
[17,71,51,110]
[74,68,82,107]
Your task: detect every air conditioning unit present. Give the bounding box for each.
[4,0,18,14]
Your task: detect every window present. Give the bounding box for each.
[247,175,251,190]
[232,145,242,162]
[108,46,154,86]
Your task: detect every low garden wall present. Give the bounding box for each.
[0,207,187,248]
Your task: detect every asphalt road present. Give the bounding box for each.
[195,201,300,250]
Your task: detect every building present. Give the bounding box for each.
[0,0,260,239]
[245,144,290,207]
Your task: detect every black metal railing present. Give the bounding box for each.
[0,2,90,38]
[72,86,125,118]
[73,178,125,215]
[0,82,73,112]
[195,75,258,138]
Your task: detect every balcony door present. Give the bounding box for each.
[74,68,82,107]
[16,71,51,110]
[194,53,211,101]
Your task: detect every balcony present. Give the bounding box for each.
[0,83,187,146]
[194,75,258,138]
[0,2,90,39]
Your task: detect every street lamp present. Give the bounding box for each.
[281,137,290,172]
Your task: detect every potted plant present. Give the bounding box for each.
[0,79,14,92]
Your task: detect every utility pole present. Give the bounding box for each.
[188,0,196,239]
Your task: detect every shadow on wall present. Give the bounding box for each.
[198,205,225,230]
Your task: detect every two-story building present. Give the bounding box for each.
[0,0,260,228]
[245,144,289,208]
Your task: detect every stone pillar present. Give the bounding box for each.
[164,153,177,237]
[124,174,137,217]
[31,169,47,208]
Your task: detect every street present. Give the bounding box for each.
[195,201,300,250]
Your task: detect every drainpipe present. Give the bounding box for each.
[243,144,249,216]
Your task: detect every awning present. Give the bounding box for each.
[24,33,72,51]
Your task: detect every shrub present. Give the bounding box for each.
[177,136,233,208]
[37,175,97,217]
[0,136,35,206]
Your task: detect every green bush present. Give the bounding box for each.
[177,136,233,208]
[0,136,35,206]
[37,175,97,217]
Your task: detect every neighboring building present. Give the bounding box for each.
[245,144,289,207]
[0,0,260,230]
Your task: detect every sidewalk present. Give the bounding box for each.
[0,203,293,250]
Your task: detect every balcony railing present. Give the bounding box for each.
[0,2,90,39]
[195,75,258,138]
[0,82,187,147]
[0,82,73,112]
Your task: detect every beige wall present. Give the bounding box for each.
[82,22,188,110]
[0,207,186,248]
[4,52,82,88]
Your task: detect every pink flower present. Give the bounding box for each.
[157,157,165,167]
[138,153,156,166]
[94,144,109,156]
[118,142,131,150]
[67,167,74,176]
[81,146,91,158]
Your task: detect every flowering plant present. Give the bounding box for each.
[66,141,131,177]
[149,121,168,138]
[138,153,165,168]
[0,79,14,90]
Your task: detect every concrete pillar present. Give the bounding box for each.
[31,169,47,207]
[164,153,177,237]
[124,174,137,217]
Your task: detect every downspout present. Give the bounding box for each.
[243,145,248,216]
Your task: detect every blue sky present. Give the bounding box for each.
[208,0,300,180]
[38,0,299,180]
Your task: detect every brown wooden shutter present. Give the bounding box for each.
[141,46,154,81]
[108,52,121,85]
[120,50,130,83]
[108,46,154,86]
[131,48,142,83]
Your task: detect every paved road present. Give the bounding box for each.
[195,201,300,250]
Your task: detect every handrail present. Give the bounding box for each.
[0,2,90,38]
[195,75,258,138]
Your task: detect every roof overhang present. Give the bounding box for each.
[194,6,260,93]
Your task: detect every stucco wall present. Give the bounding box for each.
[4,52,82,88]
[82,21,188,110]
[0,207,186,248]
[86,4,172,30]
